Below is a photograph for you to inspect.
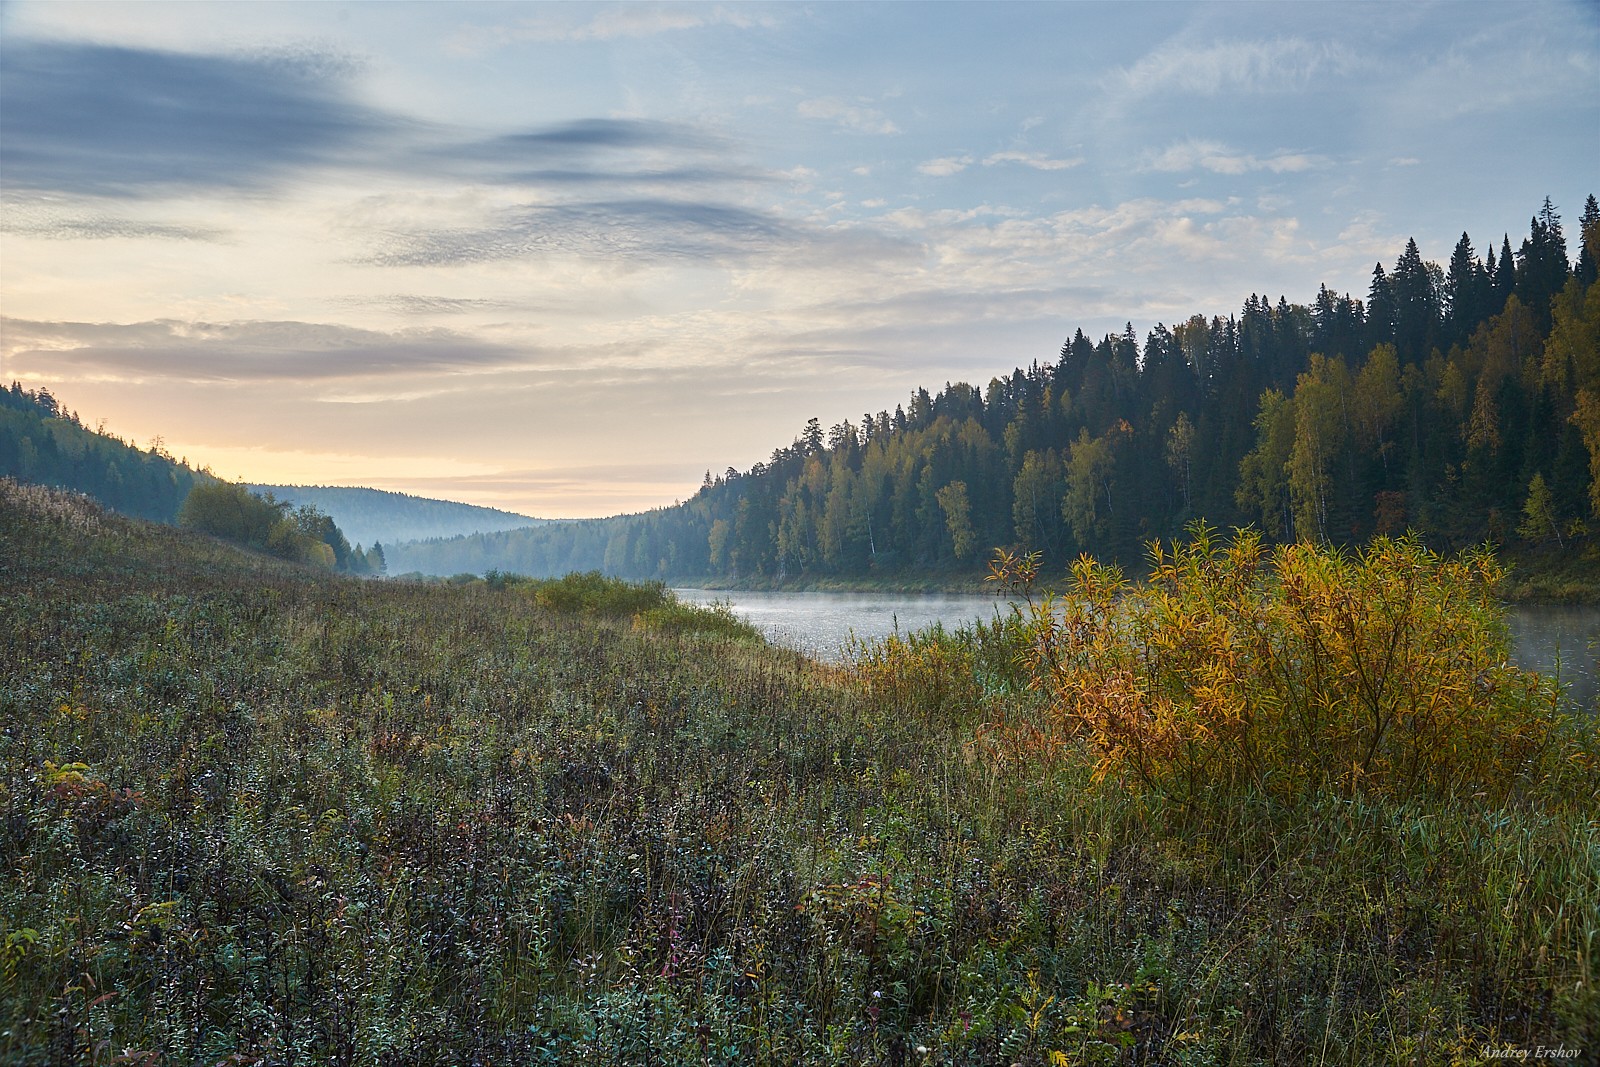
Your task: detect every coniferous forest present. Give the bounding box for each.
[0,383,207,525]
[391,197,1600,592]
[0,387,387,576]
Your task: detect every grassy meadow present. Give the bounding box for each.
[1,479,1596,1065]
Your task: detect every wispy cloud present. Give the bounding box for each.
[1142,139,1323,175]
[408,118,777,199]
[331,295,513,316]
[368,199,795,267]
[2,318,524,383]
[0,42,756,203]
[797,97,900,136]
[1111,37,1358,98]
[446,4,779,53]
[983,150,1083,171]
[448,118,721,157]
[918,155,973,177]
[0,205,224,242]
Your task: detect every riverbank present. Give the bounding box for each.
[1498,544,1600,603]
[674,551,1600,605]
[670,571,993,595]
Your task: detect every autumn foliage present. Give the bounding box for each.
[1001,529,1565,804]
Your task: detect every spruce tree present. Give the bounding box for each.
[1577,194,1599,287]
[1445,232,1481,349]
[1391,238,1437,363]
[1367,263,1396,352]
[1495,235,1517,310]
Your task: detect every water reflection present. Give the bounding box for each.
[675,589,1599,712]
[1505,605,1600,713]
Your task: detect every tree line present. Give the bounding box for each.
[178,481,386,574]
[391,195,1600,581]
[0,385,381,574]
[0,383,206,523]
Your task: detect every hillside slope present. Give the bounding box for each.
[251,483,543,549]
[0,383,208,522]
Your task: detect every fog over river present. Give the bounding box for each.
[674,589,1599,713]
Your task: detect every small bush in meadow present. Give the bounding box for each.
[632,599,764,642]
[524,570,672,616]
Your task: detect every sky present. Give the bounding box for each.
[2,2,1597,518]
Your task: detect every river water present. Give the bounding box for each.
[674,588,1599,712]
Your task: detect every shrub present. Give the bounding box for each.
[631,600,763,642]
[845,611,1036,728]
[1007,527,1566,804]
[525,570,672,616]
[178,481,339,568]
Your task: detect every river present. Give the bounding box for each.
[674,588,1600,712]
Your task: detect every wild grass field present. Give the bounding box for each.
[1,479,1596,1065]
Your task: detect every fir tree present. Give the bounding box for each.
[1577,194,1599,287]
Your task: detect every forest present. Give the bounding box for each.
[0,382,207,525]
[0,387,383,576]
[390,196,1600,593]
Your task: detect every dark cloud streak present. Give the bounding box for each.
[454,118,722,156]
[499,166,766,186]
[0,41,760,201]
[0,40,403,196]
[420,120,763,188]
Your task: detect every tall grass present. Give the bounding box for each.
[2,481,1596,1064]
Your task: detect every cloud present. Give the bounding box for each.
[918,155,974,177]
[0,35,762,203]
[1112,37,1358,98]
[446,5,779,53]
[451,118,721,157]
[1142,139,1323,175]
[331,295,513,316]
[368,199,796,267]
[0,39,400,197]
[2,318,525,383]
[797,97,900,136]
[982,150,1083,171]
[0,206,224,242]
[404,119,768,191]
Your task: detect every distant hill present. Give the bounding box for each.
[250,484,543,549]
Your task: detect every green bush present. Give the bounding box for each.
[525,570,673,616]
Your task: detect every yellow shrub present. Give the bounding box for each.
[1016,528,1564,804]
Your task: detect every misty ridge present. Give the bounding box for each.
[248,484,543,549]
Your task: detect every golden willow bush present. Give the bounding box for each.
[997,528,1567,804]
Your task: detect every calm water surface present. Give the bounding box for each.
[675,589,1599,712]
